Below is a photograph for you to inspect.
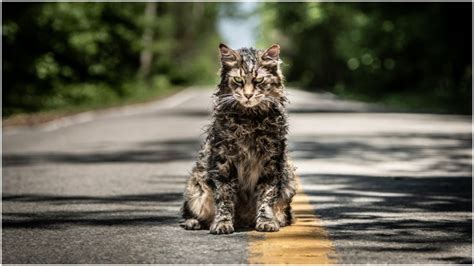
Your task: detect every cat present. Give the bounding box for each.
[180,43,297,234]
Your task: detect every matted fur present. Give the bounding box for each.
[181,43,297,234]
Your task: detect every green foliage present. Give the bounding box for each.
[3,3,221,116]
[259,3,472,113]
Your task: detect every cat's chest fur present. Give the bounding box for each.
[234,136,263,192]
[218,113,284,192]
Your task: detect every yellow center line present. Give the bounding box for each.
[248,176,337,264]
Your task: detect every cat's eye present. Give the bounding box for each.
[255,77,264,83]
[233,76,243,84]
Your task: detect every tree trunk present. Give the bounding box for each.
[138,2,157,80]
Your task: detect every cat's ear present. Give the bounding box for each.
[262,44,280,61]
[219,43,239,66]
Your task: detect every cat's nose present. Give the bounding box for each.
[244,93,253,99]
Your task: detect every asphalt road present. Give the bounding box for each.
[3,87,472,264]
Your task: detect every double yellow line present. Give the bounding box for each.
[248,177,337,264]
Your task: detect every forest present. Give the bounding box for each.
[258,2,472,113]
[3,2,472,116]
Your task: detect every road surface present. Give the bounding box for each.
[3,87,472,263]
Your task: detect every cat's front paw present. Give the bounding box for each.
[256,220,280,232]
[210,221,234,235]
[181,219,202,230]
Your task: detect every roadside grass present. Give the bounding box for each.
[328,85,471,114]
[377,93,471,114]
[3,79,184,127]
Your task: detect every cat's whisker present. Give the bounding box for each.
[263,97,279,106]
[221,96,235,103]
[216,96,236,108]
[217,96,232,102]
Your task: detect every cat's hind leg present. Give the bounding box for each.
[181,167,215,230]
[273,162,297,227]
[181,201,203,230]
[181,218,202,230]
[273,200,294,227]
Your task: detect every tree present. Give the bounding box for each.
[138,2,157,80]
[3,2,222,116]
[259,2,472,113]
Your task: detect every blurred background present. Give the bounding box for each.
[3,2,472,119]
[2,4,472,262]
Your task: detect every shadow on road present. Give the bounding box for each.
[2,193,182,229]
[3,139,201,166]
[2,127,472,263]
[3,192,182,204]
[3,212,178,229]
[3,133,471,174]
[301,173,472,264]
[290,132,471,174]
